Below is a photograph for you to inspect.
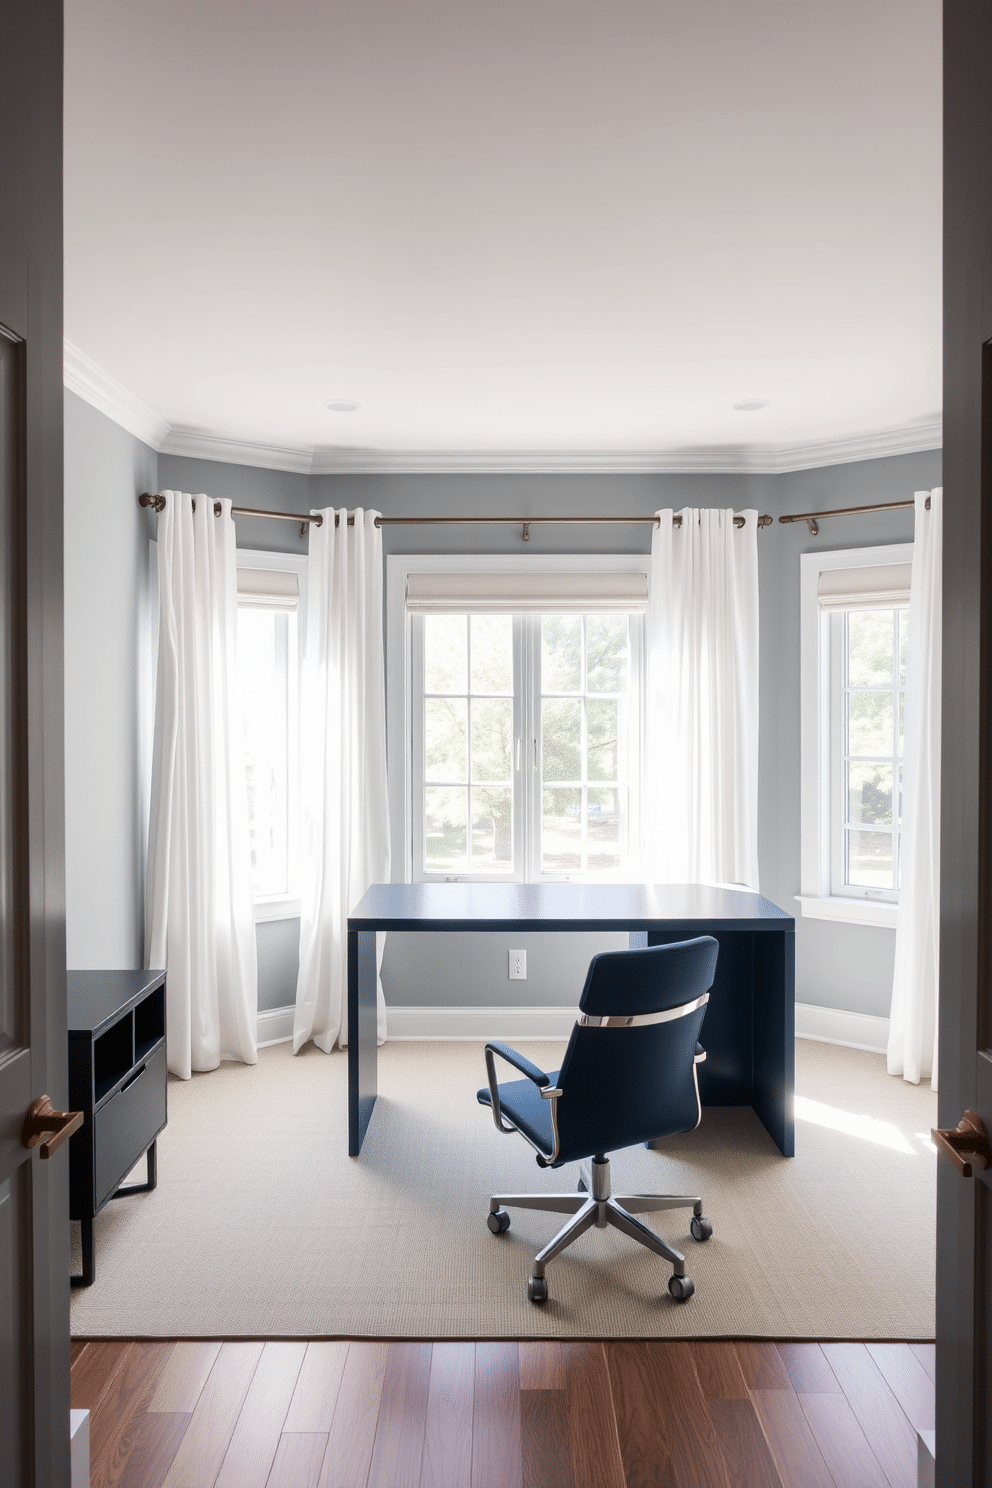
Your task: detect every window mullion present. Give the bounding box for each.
[522,615,538,883]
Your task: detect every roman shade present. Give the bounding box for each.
[236,567,300,608]
[405,569,648,613]
[817,562,912,610]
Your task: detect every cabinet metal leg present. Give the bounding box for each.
[71,1218,94,1289]
[110,1139,157,1198]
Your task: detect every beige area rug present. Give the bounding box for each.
[70,1037,936,1341]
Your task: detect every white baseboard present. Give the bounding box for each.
[257,1005,296,1048]
[795,1001,889,1054]
[259,1000,891,1052]
[386,1005,578,1041]
[70,1410,89,1488]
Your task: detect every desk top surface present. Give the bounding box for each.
[349,882,793,932]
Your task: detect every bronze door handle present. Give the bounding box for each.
[21,1095,84,1159]
[932,1110,991,1177]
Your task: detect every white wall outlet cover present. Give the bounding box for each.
[509,949,527,979]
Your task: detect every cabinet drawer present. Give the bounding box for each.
[94,1044,166,1208]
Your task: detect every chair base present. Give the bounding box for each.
[488,1155,710,1303]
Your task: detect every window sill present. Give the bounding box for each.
[795,894,898,930]
[253,897,301,923]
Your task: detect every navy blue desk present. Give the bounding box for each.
[347,882,795,1158]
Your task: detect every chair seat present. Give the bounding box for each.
[477,1071,562,1158]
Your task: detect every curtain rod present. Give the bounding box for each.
[138,493,772,542]
[779,495,930,537]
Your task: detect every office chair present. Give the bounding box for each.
[478,935,718,1304]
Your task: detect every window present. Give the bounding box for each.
[389,556,648,883]
[799,543,912,928]
[235,552,306,918]
[832,605,907,899]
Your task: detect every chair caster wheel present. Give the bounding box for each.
[527,1276,548,1304]
[668,1274,694,1301]
[690,1215,712,1242]
[487,1209,511,1234]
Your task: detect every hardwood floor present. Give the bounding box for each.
[70,1338,933,1488]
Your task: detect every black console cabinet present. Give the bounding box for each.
[67,969,168,1287]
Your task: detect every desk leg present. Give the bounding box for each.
[752,929,796,1157]
[348,929,378,1156]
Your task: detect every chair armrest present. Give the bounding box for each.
[484,1042,551,1088]
[694,1043,706,1063]
[483,1043,551,1137]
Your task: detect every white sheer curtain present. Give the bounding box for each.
[294,508,390,1053]
[145,492,258,1079]
[643,507,760,888]
[888,488,942,1087]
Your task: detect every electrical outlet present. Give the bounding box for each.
[509,949,527,980]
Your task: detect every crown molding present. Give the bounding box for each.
[63,340,170,450]
[158,427,315,475]
[64,342,941,476]
[309,423,942,474]
[769,420,943,474]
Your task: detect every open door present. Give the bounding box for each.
[937,5,992,1483]
[0,3,70,1484]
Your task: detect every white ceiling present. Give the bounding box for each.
[64,0,942,473]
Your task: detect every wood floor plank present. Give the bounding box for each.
[749,1391,834,1488]
[319,1342,389,1488]
[283,1342,350,1434]
[800,1392,893,1488]
[705,1399,782,1488]
[735,1341,792,1392]
[642,1343,731,1488]
[518,1341,567,1391]
[561,1342,625,1488]
[473,1342,523,1488]
[689,1343,749,1402]
[104,1413,192,1488]
[865,1343,936,1430]
[70,1340,134,1415]
[148,1342,223,1415]
[419,1341,474,1488]
[521,1390,573,1488]
[70,1340,87,1369]
[820,1344,917,1488]
[161,1342,264,1488]
[776,1344,842,1396]
[605,1341,679,1488]
[265,1433,328,1488]
[910,1342,936,1383]
[215,1342,308,1488]
[367,1342,433,1488]
[89,1341,176,1487]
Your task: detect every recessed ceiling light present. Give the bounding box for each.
[324,398,359,413]
[733,398,771,412]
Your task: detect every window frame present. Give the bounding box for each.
[798,542,912,929]
[235,547,308,922]
[386,553,649,885]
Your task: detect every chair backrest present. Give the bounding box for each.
[552,937,719,1165]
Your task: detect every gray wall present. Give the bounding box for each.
[64,391,158,969]
[74,434,943,1021]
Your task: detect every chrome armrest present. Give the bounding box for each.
[484,1043,550,1135]
[484,1046,562,1163]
